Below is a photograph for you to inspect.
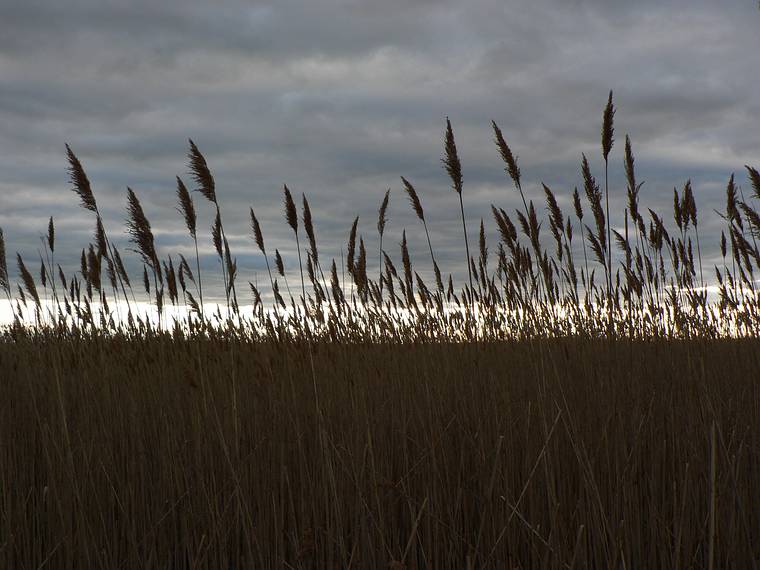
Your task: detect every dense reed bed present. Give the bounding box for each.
[1,336,759,568]
[1,92,760,338]
[1,93,760,567]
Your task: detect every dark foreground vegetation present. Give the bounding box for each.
[1,336,759,568]
[1,93,760,567]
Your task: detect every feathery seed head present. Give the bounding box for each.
[443,117,463,194]
[187,139,216,204]
[275,249,285,276]
[302,194,317,262]
[47,217,55,253]
[125,187,158,270]
[66,144,98,213]
[250,208,265,254]
[0,229,8,294]
[283,184,298,233]
[378,188,390,237]
[492,120,521,190]
[176,176,197,239]
[401,176,425,222]
[347,216,359,276]
[601,90,615,161]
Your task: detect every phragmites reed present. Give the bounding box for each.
[65,145,133,313]
[573,187,583,221]
[401,176,425,222]
[211,211,223,258]
[250,208,265,254]
[250,208,275,294]
[443,118,472,295]
[726,174,739,226]
[400,229,413,303]
[17,254,40,308]
[572,186,590,286]
[400,176,442,292]
[0,229,9,295]
[479,218,487,268]
[302,194,318,265]
[275,249,285,277]
[176,176,197,239]
[492,120,528,213]
[601,91,615,327]
[378,189,390,292]
[176,175,202,316]
[378,189,390,237]
[443,117,463,195]
[582,154,606,253]
[94,216,108,258]
[674,187,684,232]
[746,165,760,200]
[47,216,55,253]
[491,205,515,245]
[113,247,131,288]
[9,91,760,345]
[125,188,160,284]
[187,140,237,312]
[87,244,101,293]
[624,135,642,223]
[601,91,615,162]
[283,184,298,233]
[283,185,305,303]
[544,184,564,259]
[356,237,368,300]
[66,144,97,213]
[330,258,344,305]
[187,139,216,204]
[347,216,359,277]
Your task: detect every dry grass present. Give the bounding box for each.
[1,336,759,567]
[2,93,760,567]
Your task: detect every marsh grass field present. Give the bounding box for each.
[2,94,760,567]
[2,336,759,568]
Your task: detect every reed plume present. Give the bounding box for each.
[188,139,216,204]
[400,176,442,292]
[746,165,760,200]
[250,208,275,296]
[443,118,473,296]
[283,185,305,303]
[47,216,55,253]
[17,254,40,309]
[601,91,615,327]
[65,145,133,313]
[0,229,9,297]
[126,188,158,272]
[302,194,318,265]
[347,216,359,282]
[176,176,203,316]
[66,144,97,213]
[377,189,390,294]
[187,140,238,312]
[492,120,528,214]
[283,184,298,233]
[126,187,162,323]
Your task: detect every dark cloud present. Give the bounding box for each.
[1,0,759,303]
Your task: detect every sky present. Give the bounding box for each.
[1,0,759,303]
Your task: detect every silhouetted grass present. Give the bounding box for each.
[2,93,760,567]
[1,335,759,567]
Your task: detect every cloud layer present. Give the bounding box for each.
[1,0,759,301]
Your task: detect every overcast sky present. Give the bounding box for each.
[1,0,759,302]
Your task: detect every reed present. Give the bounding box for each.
[0,93,759,566]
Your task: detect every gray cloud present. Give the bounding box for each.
[1,0,759,302]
